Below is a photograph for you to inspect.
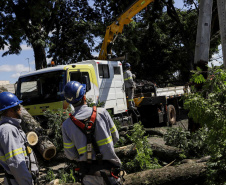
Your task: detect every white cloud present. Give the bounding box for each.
[21,45,33,50]
[11,73,21,78]
[0,64,29,73]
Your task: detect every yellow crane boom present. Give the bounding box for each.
[98,0,154,60]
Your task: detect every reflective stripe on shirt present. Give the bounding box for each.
[0,147,27,162]
[64,142,74,149]
[97,135,112,147]
[78,146,87,155]
[76,135,113,155]
[124,77,133,81]
[110,125,116,134]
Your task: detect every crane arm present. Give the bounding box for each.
[98,0,154,60]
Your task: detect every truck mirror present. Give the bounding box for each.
[82,75,91,92]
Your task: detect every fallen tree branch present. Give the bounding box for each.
[115,142,183,162]
[124,162,207,185]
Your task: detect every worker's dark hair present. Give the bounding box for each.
[1,109,9,117]
[72,96,85,107]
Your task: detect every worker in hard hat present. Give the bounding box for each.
[62,81,123,185]
[0,92,39,185]
[123,62,136,110]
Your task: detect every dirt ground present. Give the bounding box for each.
[0,109,189,185]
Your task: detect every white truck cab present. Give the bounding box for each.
[16,60,127,117]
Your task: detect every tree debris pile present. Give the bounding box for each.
[134,79,156,94]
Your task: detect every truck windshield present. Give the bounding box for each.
[17,71,66,106]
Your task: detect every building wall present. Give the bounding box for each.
[0,81,15,94]
[0,81,10,86]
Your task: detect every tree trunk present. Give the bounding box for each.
[20,105,44,134]
[149,143,183,162]
[115,144,137,158]
[115,142,183,162]
[33,44,47,70]
[124,162,207,185]
[20,105,56,160]
[46,162,207,185]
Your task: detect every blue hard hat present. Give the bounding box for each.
[0,92,23,111]
[123,63,131,69]
[64,81,86,104]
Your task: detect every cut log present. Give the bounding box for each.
[20,105,56,160]
[124,162,207,185]
[27,131,39,146]
[36,136,56,160]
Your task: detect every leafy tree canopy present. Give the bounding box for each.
[0,0,221,84]
[184,65,226,184]
[0,0,99,69]
[93,0,220,84]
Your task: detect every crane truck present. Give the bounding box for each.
[16,0,186,127]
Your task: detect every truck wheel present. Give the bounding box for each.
[167,105,176,126]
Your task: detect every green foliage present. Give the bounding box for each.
[164,127,190,150]
[44,107,71,152]
[184,66,226,184]
[86,98,105,107]
[190,67,206,84]
[45,166,78,184]
[45,169,56,182]
[0,0,100,68]
[1,0,220,82]
[164,127,209,158]
[123,122,160,173]
[59,169,76,184]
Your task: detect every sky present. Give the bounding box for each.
[0,0,223,84]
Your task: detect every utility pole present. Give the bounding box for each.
[217,0,226,67]
[194,0,213,65]
[26,58,30,72]
[190,0,213,132]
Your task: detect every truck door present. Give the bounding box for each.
[68,69,97,103]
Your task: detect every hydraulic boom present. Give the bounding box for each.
[98,0,154,60]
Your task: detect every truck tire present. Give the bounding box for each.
[167,105,176,126]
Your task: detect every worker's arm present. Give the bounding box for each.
[62,124,79,160]
[103,110,119,144]
[0,125,33,185]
